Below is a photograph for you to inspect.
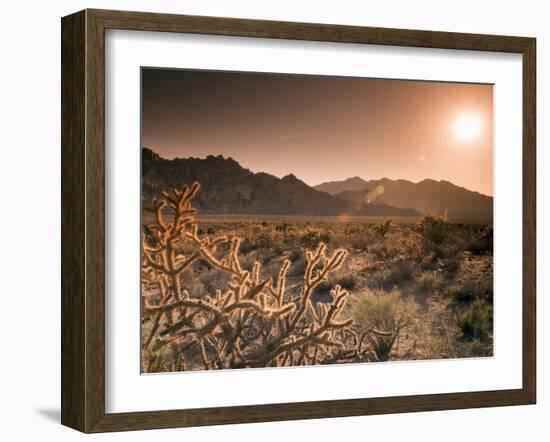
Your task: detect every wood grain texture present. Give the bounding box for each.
[84,10,107,433]
[60,9,537,433]
[61,10,86,431]
[89,8,533,52]
[522,38,537,403]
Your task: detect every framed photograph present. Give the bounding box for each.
[61,9,536,433]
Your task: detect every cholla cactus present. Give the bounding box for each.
[372,219,393,238]
[141,182,370,372]
[416,214,449,245]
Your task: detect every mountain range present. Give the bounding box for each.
[142,148,492,221]
[314,176,493,221]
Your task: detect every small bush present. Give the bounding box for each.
[256,232,275,249]
[315,280,333,294]
[416,215,450,245]
[350,288,418,361]
[448,279,493,304]
[461,339,493,358]
[372,219,393,238]
[457,299,492,341]
[300,230,331,248]
[288,249,301,262]
[417,270,444,292]
[275,223,291,233]
[318,231,332,244]
[312,280,335,303]
[373,259,415,289]
[467,225,493,255]
[422,242,447,261]
[334,273,357,291]
[475,277,494,304]
[442,256,460,273]
[352,234,373,252]
[239,241,256,255]
[351,289,403,331]
[447,285,475,303]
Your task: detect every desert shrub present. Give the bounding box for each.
[239,241,256,255]
[351,289,400,330]
[275,223,291,233]
[310,271,357,302]
[350,289,418,361]
[447,285,475,303]
[447,278,493,304]
[288,249,301,262]
[417,270,444,292]
[475,277,494,304]
[345,225,363,235]
[467,225,493,255]
[416,215,450,245]
[372,219,393,238]
[256,231,276,249]
[421,242,447,262]
[141,182,375,372]
[457,299,492,341]
[300,230,331,248]
[300,230,317,248]
[421,335,452,360]
[460,339,493,358]
[352,235,372,252]
[442,255,460,273]
[312,280,335,303]
[372,259,415,289]
[334,273,357,291]
[314,280,333,294]
[319,231,332,244]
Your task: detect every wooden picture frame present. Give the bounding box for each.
[61,9,536,433]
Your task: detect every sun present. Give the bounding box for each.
[452,113,482,143]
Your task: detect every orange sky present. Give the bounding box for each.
[142,69,493,196]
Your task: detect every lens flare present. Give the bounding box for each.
[452,113,482,143]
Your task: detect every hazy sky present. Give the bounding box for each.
[142,68,493,196]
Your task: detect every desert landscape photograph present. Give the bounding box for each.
[140,68,494,374]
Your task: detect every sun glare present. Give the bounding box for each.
[452,113,482,143]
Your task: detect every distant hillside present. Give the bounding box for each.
[315,176,370,195]
[334,189,420,216]
[315,177,493,221]
[334,189,388,205]
[142,148,420,217]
